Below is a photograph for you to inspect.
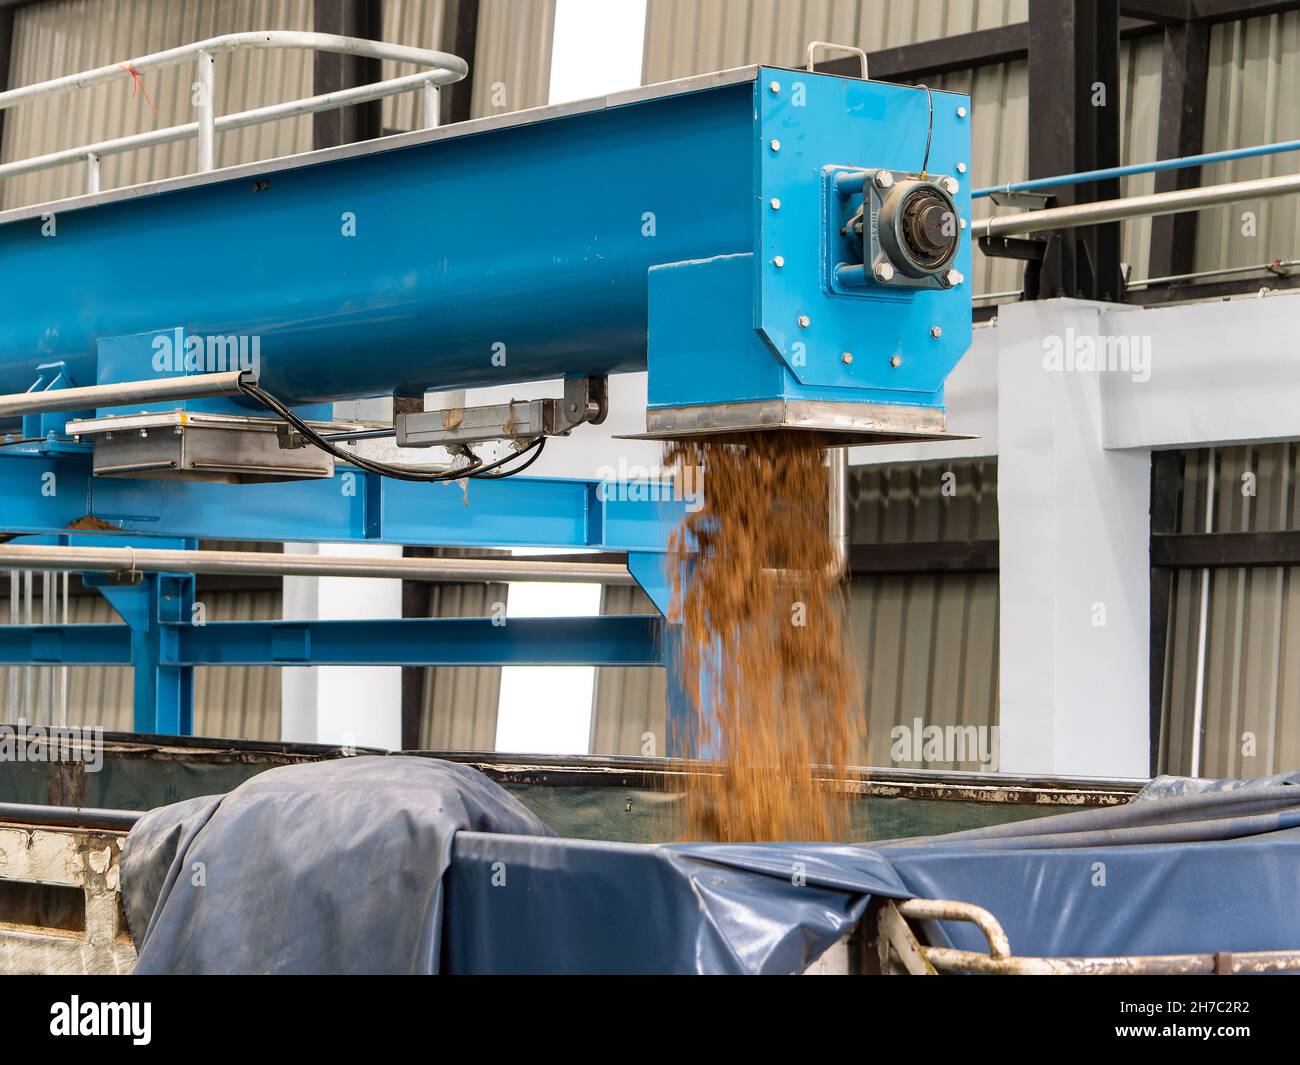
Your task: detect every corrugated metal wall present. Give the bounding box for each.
[378,0,554,128]
[590,582,668,757]
[0,586,281,739]
[468,0,554,118]
[1196,11,1300,280]
[642,0,1028,78]
[1160,445,1300,779]
[416,581,507,749]
[379,0,449,130]
[850,459,999,769]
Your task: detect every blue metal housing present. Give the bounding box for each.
[0,67,971,416]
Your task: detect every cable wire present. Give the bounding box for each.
[237,378,546,483]
[473,436,546,478]
[919,83,934,177]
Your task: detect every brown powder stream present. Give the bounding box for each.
[665,432,860,842]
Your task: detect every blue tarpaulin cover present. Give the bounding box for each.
[121,759,1300,974]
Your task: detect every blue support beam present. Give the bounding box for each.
[0,616,665,669]
[0,450,681,554]
[0,624,131,665]
[88,572,196,734]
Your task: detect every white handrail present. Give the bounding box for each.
[0,30,467,194]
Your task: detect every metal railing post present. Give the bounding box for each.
[85,152,101,194]
[421,78,440,130]
[196,49,216,172]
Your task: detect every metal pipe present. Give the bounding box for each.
[196,49,216,172]
[974,136,1300,199]
[896,897,1011,959]
[1190,448,1217,778]
[974,171,1300,239]
[6,570,17,721]
[22,570,32,724]
[85,152,101,194]
[1124,257,1299,290]
[0,800,143,832]
[0,70,458,183]
[422,81,441,130]
[0,369,252,418]
[0,545,638,585]
[0,31,467,111]
[59,571,68,728]
[922,945,1300,975]
[828,448,849,577]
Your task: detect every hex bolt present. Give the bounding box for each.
[770,139,781,152]
[942,176,959,194]
[797,315,811,328]
[874,170,894,189]
[874,261,895,282]
[769,81,781,94]
[930,326,943,339]
[956,162,967,173]
[890,356,903,368]
[841,352,854,365]
[956,106,967,119]
[943,268,965,287]
[772,255,785,268]
[770,197,781,210]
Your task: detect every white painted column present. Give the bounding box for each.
[280,398,403,750]
[280,541,404,750]
[996,299,1151,777]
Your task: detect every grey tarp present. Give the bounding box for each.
[120,756,553,974]
[122,760,1300,974]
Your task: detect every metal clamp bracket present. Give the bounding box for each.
[396,375,608,449]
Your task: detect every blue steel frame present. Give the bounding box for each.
[0,448,682,737]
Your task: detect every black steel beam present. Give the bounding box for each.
[1152,530,1300,567]
[818,17,1160,81]
[1028,0,1124,302]
[849,540,1000,575]
[1121,0,1193,21]
[312,0,383,150]
[858,23,1031,79]
[401,549,433,751]
[1148,450,1183,775]
[439,0,479,125]
[1147,18,1211,279]
[1191,0,1300,21]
